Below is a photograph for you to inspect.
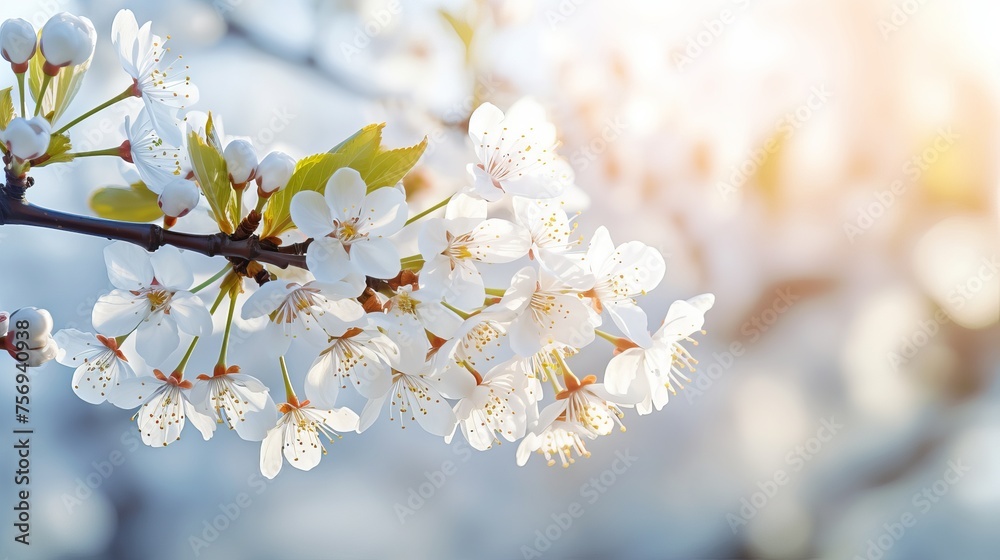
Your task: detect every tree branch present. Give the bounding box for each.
[0,192,307,270]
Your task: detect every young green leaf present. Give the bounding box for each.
[89,182,163,222]
[0,87,14,130]
[187,128,237,234]
[29,43,93,123]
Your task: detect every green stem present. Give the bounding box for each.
[484,287,506,297]
[595,329,620,345]
[191,266,231,294]
[441,301,472,320]
[405,195,452,226]
[254,194,268,214]
[16,72,26,118]
[54,85,133,136]
[174,336,200,377]
[64,147,121,159]
[216,291,238,367]
[209,286,229,314]
[173,288,229,377]
[33,74,51,117]
[400,254,425,271]
[279,356,297,404]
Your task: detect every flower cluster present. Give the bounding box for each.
[1,10,713,477]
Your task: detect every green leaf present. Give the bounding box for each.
[0,87,14,130]
[262,124,427,238]
[187,128,237,234]
[42,133,73,164]
[363,138,428,190]
[29,38,92,124]
[327,123,384,158]
[89,182,163,223]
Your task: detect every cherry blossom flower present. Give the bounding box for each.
[511,196,582,272]
[290,167,408,280]
[516,420,596,468]
[445,363,528,451]
[54,329,136,405]
[305,324,398,408]
[582,226,665,347]
[418,194,531,309]
[358,338,461,436]
[536,372,628,437]
[191,366,278,441]
[123,106,183,194]
[491,266,597,356]
[113,370,216,447]
[605,294,714,414]
[466,99,574,201]
[112,9,197,146]
[241,273,366,353]
[372,283,463,370]
[259,400,359,479]
[92,242,212,366]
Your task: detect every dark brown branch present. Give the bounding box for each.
[0,194,307,270]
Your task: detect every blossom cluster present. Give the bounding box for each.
[0,10,713,477]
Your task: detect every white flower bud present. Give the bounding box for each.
[0,116,51,160]
[157,177,201,218]
[20,338,58,367]
[9,307,54,346]
[0,18,37,67]
[0,311,8,335]
[40,12,95,69]
[255,151,296,195]
[224,139,258,185]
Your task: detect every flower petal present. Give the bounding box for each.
[104,241,154,291]
[290,190,334,238]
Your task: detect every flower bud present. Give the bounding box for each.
[0,18,37,70]
[11,338,58,367]
[255,151,296,196]
[0,116,51,160]
[157,177,201,218]
[224,139,258,185]
[9,307,54,347]
[0,311,8,336]
[40,12,95,72]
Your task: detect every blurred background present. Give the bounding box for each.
[1,0,999,558]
